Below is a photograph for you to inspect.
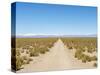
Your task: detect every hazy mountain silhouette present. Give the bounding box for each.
[16,34,97,38]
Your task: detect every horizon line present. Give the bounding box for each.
[15,33,97,36]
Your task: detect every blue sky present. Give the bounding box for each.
[15,2,97,35]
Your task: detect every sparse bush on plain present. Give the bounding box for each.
[12,37,97,71]
[30,50,39,57]
[14,38,58,70]
[62,37,97,64]
[16,56,24,71]
[93,63,97,67]
[68,46,73,49]
[91,56,97,61]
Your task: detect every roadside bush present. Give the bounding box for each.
[29,58,33,62]
[93,63,97,67]
[16,49,20,56]
[16,56,24,71]
[68,46,73,49]
[21,49,24,53]
[91,56,97,61]
[81,55,92,63]
[74,50,82,59]
[39,47,48,54]
[22,55,28,60]
[29,48,39,57]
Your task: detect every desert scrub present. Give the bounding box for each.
[74,49,95,63]
[48,44,53,48]
[86,56,92,62]
[15,38,58,71]
[26,50,29,54]
[68,46,73,49]
[75,50,97,63]
[21,49,24,53]
[93,63,97,67]
[23,59,29,64]
[30,51,39,57]
[61,37,97,63]
[39,47,49,54]
[25,58,33,64]
[87,48,94,53]
[61,37,97,52]
[22,55,28,60]
[91,56,97,61]
[29,58,33,62]
[16,38,57,58]
[81,54,90,63]
[29,48,39,57]
[74,50,83,58]
[16,49,20,56]
[16,56,24,71]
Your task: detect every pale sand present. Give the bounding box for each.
[17,39,96,73]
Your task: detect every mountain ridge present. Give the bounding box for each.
[16,34,97,38]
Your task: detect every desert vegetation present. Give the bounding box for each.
[61,37,97,66]
[11,37,97,71]
[12,38,57,71]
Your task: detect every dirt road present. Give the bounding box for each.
[17,39,95,73]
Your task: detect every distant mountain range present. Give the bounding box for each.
[16,34,97,38]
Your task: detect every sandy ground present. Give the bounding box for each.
[17,39,96,73]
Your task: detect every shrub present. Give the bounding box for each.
[30,50,39,57]
[21,49,24,53]
[74,50,82,59]
[93,63,97,67]
[26,59,30,64]
[39,47,48,54]
[16,56,24,71]
[29,58,33,62]
[86,56,91,62]
[81,55,87,63]
[48,44,53,48]
[68,46,73,49]
[22,56,28,60]
[91,56,97,61]
[82,59,86,63]
[87,49,93,53]
[26,50,29,54]
[39,49,46,54]
[16,49,20,56]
